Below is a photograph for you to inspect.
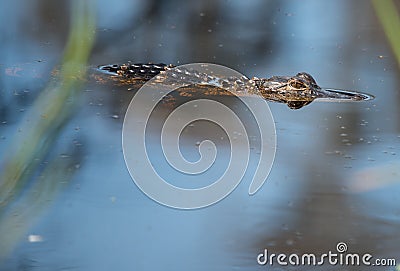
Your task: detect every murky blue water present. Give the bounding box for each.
[1,1,399,270]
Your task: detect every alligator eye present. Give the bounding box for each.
[289,80,306,89]
[296,72,317,85]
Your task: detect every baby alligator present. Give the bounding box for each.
[97,62,374,109]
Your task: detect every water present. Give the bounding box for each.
[0,1,399,270]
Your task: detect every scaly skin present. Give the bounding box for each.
[97,62,374,109]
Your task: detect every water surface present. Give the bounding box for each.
[0,1,399,270]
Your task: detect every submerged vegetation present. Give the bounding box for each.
[372,0,400,66]
[0,0,95,261]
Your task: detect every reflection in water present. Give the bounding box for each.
[349,160,400,192]
[0,0,399,270]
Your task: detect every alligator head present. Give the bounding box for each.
[257,72,373,109]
